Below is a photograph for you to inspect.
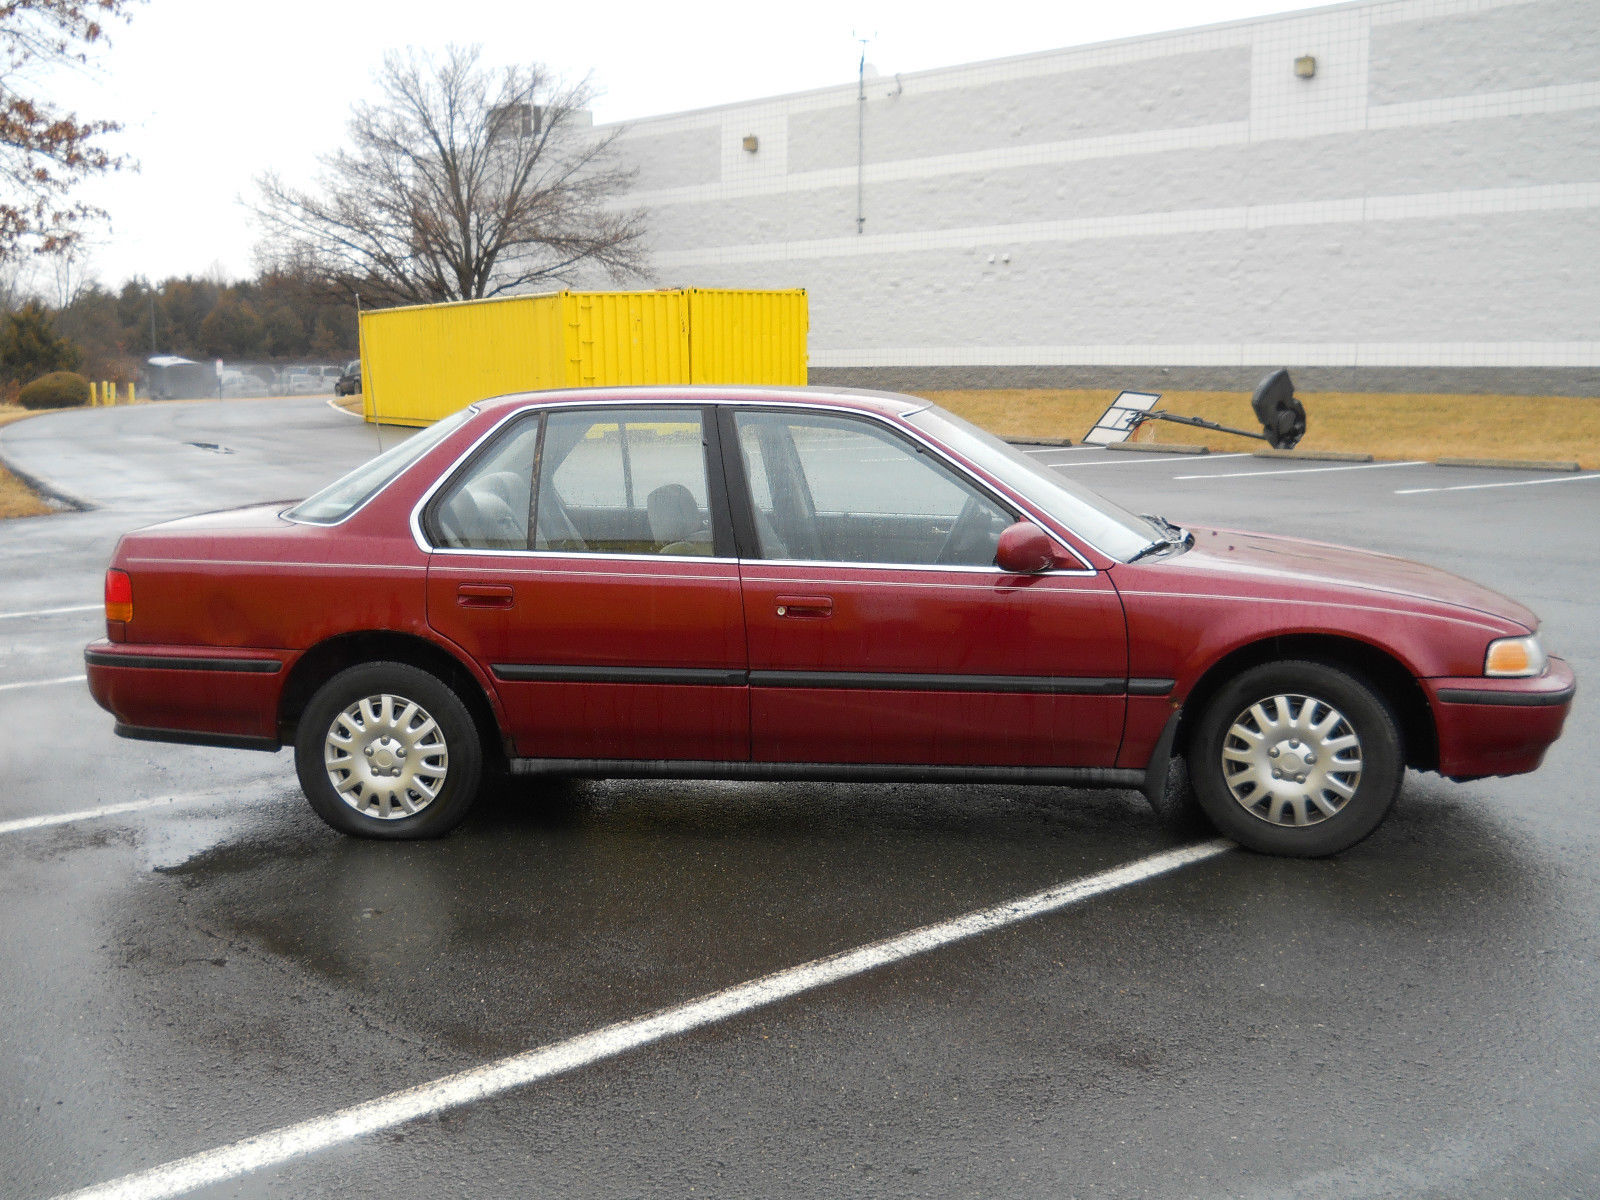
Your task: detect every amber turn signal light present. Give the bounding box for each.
[105,568,133,622]
[1484,634,1545,678]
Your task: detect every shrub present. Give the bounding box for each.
[18,371,90,410]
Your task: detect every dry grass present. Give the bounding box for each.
[919,389,1600,468]
[0,403,52,518]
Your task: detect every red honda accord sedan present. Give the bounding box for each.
[85,387,1574,856]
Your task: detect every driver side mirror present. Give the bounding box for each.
[994,521,1057,574]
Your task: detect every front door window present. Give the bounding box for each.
[733,410,1013,567]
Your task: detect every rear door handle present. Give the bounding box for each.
[775,594,832,618]
[457,584,515,608]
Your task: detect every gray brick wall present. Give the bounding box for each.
[615,125,722,192]
[641,110,1600,251]
[606,0,1600,390]
[1370,0,1600,104]
[787,47,1252,173]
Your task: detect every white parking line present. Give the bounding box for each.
[1058,452,1253,467]
[0,783,285,837]
[0,673,86,693]
[1396,473,1600,495]
[53,838,1232,1200]
[0,602,100,620]
[1174,460,1425,481]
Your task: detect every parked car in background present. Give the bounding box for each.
[84,386,1574,857]
[219,369,264,398]
[272,365,341,396]
[335,360,361,396]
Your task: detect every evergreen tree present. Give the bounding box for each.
[1,300,80,381]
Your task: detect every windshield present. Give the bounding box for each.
[286,408,475,524]
[906,406,1161,562]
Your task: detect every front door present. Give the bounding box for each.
[424,405,748,763]
[726,407,1128,768]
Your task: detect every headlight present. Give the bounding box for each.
[1484,634,1547,678]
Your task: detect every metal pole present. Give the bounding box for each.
[358,291,381,455]
[856,37,867,235]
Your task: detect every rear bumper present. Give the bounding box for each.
[1424,657,1576,779]
[85,641,288,749]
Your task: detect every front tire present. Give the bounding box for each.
[294,661,484,839]
[1187,660,1403,857]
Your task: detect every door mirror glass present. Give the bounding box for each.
[994,521,1057,573]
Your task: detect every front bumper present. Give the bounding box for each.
[1424,656,1576,779]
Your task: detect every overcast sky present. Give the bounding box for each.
[45,0,1331,292]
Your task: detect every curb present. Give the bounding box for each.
[1100,441,1210,455]
[1253,449,1375,463]
[325,396,366,420]
[1434,456,1581,472]
[1002,436,1072,447]
[0,442,97,512]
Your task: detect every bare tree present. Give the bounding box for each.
[255,46,648,306]
[0,1,136,262]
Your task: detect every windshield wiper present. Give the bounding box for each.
[1128,514,1193,562]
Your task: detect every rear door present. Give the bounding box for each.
[424,404,748,763]
[725,406,1128,768]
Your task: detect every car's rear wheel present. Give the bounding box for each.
[1187,660,1402,857]
[294,661,483,839]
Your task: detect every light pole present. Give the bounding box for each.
[855,32,873,235]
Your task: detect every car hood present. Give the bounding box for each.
[1165,526,1538,630]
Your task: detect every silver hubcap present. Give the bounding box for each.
[1220,692,1363,827]
[323,693,448,820]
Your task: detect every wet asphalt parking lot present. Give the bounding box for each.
[1,397,1597,1199]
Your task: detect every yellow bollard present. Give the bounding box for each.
[89,382,98,406]
[129,383,137,405]
[107,381,116,406]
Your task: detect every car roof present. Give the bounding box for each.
[471,385,928,419]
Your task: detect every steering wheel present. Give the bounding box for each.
[936,495,1001,566]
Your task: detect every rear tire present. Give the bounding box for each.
[1187,660,1403,857]
[294,661,484,839]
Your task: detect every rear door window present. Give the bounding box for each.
[537,408,715,556]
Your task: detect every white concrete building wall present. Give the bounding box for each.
[604,0,1600,391]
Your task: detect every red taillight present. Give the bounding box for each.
[105,569,133,622]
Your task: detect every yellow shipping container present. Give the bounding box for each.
[359,288,807,426]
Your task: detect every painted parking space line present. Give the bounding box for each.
[1174,460,1426,481]
[1055,452,1253,467]
[0,602,100,620]
[0,781,286,837]
[53,838,1232,1200]
[0,673,87,694]
[1396,473,1600,495]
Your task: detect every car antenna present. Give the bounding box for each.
[1083,368,1308,450]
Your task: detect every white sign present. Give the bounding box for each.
[1083,391,1161,445]
[214,358,224,378]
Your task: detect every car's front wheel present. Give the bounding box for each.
[1187,660,1403,857]
[294,661,484,838]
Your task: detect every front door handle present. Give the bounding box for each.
[775,594,833,618]
[457,584,515,609]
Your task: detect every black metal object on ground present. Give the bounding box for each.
[1131,368,1308,450]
